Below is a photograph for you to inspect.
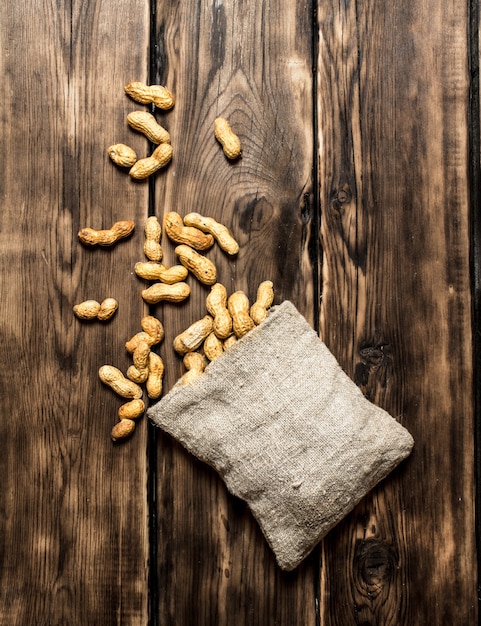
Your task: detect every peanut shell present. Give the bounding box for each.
[127,111,170,144]
[206,283,232,338]
[164,212,214,251]
[129,143,173,180]
[181,352,206,385]
[228,291,255,338]
[173,316,214,354]
[183,212,239,255]
[99,365,143,399]
[141,281,190,304]
[175,245,217,285]
[97,298,118,321]
[214,117,242,160]
[73,300,101,320]
[118,399,145,420]
[124,81,175,110]
[146,352,164,399]
[107,143,138,167]
[111,419,136,442]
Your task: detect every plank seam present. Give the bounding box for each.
[467,0,481,620]
[311,0,322,625]
[147,1,159,625]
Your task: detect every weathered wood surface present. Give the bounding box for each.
[317,1,477,624]
[0,0,478,625]
[0,2,151,624]
[151,0,317,623]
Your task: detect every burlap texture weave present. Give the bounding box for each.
[148,300,414,570]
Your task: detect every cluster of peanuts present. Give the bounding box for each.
[72,221,136,321]
[73,81,261,442]
[98,314,166,441]
[173,280,274,385]
[107,81,174,179]
[130,209,273,387]
[136,210,239,307]
[107,81,241,179]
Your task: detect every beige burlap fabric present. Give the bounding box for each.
[148,300,414,570]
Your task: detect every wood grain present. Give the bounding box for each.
[0,2,151,624]
[0,0,478,623]
[150,0,318,623]
[317,0,477,624]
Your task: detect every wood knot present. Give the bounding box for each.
[354,539,397,589]
[332,187,352,209]
[301,192,312,224]
[355,344,392,387]
[359,345,389,368]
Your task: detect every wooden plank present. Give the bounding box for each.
[317,0,477,624]
[150,0,318,623]
[1,1,477,623]
[0,2,151,624]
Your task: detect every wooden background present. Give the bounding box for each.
[0,0,478,624]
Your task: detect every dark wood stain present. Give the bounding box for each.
[317,1,477,625]
[0,0,478,624]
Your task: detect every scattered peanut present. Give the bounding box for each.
[99,365,143,399]
[214,117,242,160]
[127,364,148,384]
[129,143,173,180]
[143,216,163,262]
[73,298,118,321]
[164,212,214,251]
[205,283,232,339]
[140,315,165,345]
[175,244,217,285]
[173,315,214,354]
[250,280,274,325]
[125,331,158,354]
[111,419,136,442]
[118,398,145,420]
[124,81,175,110]
[223,334,237,350]
[97,297,119,321]
[203,332,224,361]
[127,339,150,383]
[84,88,272,441]
[181,352,206,385]
[142,281,191,304]
[135,261,188,284]
[78,220,135,247]
[107,143,138,168]
[133,339,151,370]
[183,213,239,255]
[146,351,164,399]
[228,291,255,338]
[73,299,101,320]
[127,111,171,144]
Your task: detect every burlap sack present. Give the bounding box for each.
[148,300,414,571]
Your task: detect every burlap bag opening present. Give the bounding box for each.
[148,300,414,571]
